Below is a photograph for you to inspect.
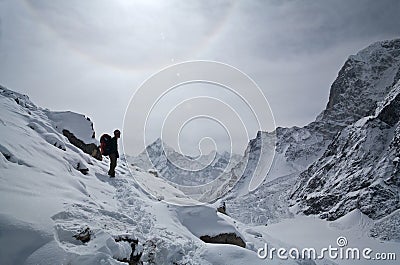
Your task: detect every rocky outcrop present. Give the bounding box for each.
[62,129,102,161]
[217,202,227,215]
[73,227,91,243]
[200,233,246,248]
[114,236,143,265]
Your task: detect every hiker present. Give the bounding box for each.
[108,129,121,178]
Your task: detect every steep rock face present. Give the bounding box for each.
[325,40,400,119]
[290,39,400,221]
[278,39,400,172]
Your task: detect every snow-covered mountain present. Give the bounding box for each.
[289,40,400,234]
[224,39,400,241]
[128,138,242,187]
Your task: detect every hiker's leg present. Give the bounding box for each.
[109,153,117,177]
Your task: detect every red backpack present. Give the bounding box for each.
[100,134,112,156]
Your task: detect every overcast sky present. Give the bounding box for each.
[1,0,399,156]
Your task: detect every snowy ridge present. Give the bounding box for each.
[128,137,249,203]
[129,138,242,187]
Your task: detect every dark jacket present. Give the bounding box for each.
[110,137,119,158]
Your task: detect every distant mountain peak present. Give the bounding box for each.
[129,137,243,189]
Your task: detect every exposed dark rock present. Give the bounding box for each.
[148,169,159,177]
[217,202,227,215]
[73,227,91,243]
[1,152,11,161]
[200,233,246,248]
[114,236,143,265]
[85,117,96,139]
[377,93,400,126]
[358,183,399,219]
[62,129,102,161]
[0,145,17,163]
[303,194,340,215]
[76,162,89,175]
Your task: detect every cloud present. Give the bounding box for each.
[22,0,235,69]
[0,0,399,155]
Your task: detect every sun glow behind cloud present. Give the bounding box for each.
[22,0,237,71]
[1,0,399,155]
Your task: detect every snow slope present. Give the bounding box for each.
[0,85,309,265]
